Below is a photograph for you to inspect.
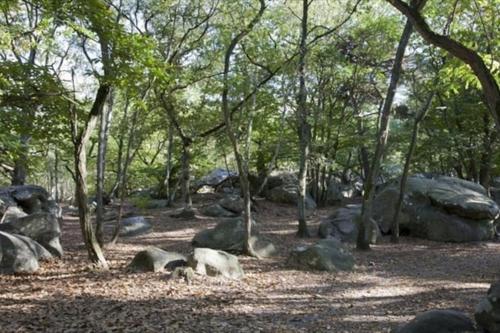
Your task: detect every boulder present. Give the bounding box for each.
[318,204,379,243]
[192,217,276,257]
[324,178,359,204]
[0,212,62,257]
[288,239,354,272]
[373,175,498,242]
[144,199,168,209]
[187,248,244,279]
[120,216,152,237]
[394,309,476,333]
[128,247,187,272]
[266,184,317,210]
[1,206,28,224]
[8,185,50,214]
[475,281,500,333]
[266,172,298,190]
[218,195,244,214]
[200,204,237,218]
[0,231,52,274]
[197,168,238,187]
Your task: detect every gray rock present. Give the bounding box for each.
[288,239,354,272]
[218,195,244,214]
[475,281,500,333]
[0,212,62,257]
[394,309,476,333]
[318,205,379,243]
[144,199,168,209]
[188,248,244,279]
[120,216,152,237]
[197,168,238,187]
[128,247,187,272]
[373,176,498,242]
[9,185,49,214]
[0,231,52,274]
[266,184,316,210]
[1,206,28,224]
[192,217,276,257]
[200,204,237,218]
[325,178,358,205]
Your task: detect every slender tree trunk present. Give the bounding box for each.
[11,135,29,185]
[110,97,130,198]
[180,140,193,213]
[296,0,311,238]
[391,92,434,243]
[73,84,109,268]
[221,0,266,257]
[160,122,175,201]
[387,0,500,129]
[479,112,496,190]
[96,90,113,246]
[357,15,414,250]
[54,148,59,202]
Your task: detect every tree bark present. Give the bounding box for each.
[357,12,415,250]
[73,84,109,268]
[296,0,311,238]
[391,92,434,243]
[95,90,113,246]
[221,0,266,257]
[386,0,500,129]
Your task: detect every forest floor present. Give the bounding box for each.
[1,192,499,332]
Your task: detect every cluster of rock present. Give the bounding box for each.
[0,185,62,274]
[200,195,244,217]
[128,246,244,279]
[320,175,499,243]
[394,280,500,332]
[264,172,317,210]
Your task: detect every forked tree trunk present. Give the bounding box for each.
[391,92,434,243]
[221,0,266,257]
[73,84,110,268]
[357,13,415,250]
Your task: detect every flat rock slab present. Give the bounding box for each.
[288,239,354,272]
[128,247,187,272]
[394,309,476,333]
[475,281,500,333]
[188,248,244,279]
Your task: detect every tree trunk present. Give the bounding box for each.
[180,140,193,213]
[357,14,414,250]
[73,84,110,268]
[109,97,130,198]
[11,135,29,185]
[96,90,113,246]
[296,0,311,238]
[391,92,434,243]
[387,0,500,129]
[221,0,266,257]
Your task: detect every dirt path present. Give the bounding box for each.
[1,193,499,332]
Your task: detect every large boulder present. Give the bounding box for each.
[192,217,276,258]
[318,204,379,243]
[288,239,354,272]
[218,195,244,214]
[120,216,152,237]
[196,168,238,188]
[266,184,317,210]
[188,248,244,279]
[1,206,28,224]
[0,212,62,257]
[475,281,500,332]
[393,309,476,333]
[200,204,237,218]
[0,231,52,274]
[324,177,360,205]
[373,175,498,242]
[128,247,187,272]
